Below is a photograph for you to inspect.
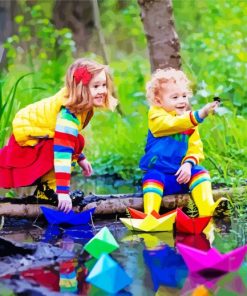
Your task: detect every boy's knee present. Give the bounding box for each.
[142,169,165,185]
[191,165,210,177]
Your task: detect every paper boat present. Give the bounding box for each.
[149,265,187,291]
[84,226,119,258]
[42,224,61,243]
[86,253,132,294]
[127,207,175,219]
[63,225,94,243]
[177,243,247,274]
[143,245,188,291]
[121,231,175,248]
[175,208,211,234]
[120,209,177,232]
[175,233,210,251]
[42,224,94,245]
[40,206,95,225]
[143,245,187,272]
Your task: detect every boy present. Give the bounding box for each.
[139,68,227,216]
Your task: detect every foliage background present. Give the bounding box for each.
[1,0,246,188]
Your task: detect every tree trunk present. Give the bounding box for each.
[53,0,95,52]
[137,0,181,72]
[0,187,244,217]
[0,0,18,67]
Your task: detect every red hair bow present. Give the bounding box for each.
[73,67,92,86]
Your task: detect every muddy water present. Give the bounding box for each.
[0,215,247,295]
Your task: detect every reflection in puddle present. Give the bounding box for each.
[0,217,247,295]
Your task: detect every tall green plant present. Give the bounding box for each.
[0,73,32,147]
[200,112,247,187]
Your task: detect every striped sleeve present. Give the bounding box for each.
[54,107,80,194]
[149,107,204,137]
[189,111,204,126]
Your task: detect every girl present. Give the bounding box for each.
[139,68,227,217]
[0,58,117,213]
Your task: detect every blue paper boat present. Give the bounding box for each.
[143,245,188,291]
[143,245,186,268]
[40,206,96,225]
[42,224,61,243]
[63,225,94,242]
[42,224,94,244]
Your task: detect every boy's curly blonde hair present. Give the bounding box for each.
[146,68,193,105]
[65,58,118,114]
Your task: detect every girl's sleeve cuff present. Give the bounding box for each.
[77,153,86,162]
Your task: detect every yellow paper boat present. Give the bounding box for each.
[120,210,177,232]
[121,231,175,248]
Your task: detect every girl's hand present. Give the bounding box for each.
[78,159,93,177]
[58,193,72,213]
[175,162,192,184]
[199,101,219,119]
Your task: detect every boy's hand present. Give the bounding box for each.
[58,193,72,213]
[175,162,192,184]
[78,159,93,177]
[199,101,220,119]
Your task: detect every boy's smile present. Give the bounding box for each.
[156,80,190,115]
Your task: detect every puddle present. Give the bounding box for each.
[1,178,247,295]
[0,217,247,295]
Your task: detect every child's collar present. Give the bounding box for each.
[151,105,177,116]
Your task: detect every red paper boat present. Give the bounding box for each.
[175,232,210,251]
[175,208,211,234]
[127,207,176,219]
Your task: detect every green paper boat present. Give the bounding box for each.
[84,226,119,258]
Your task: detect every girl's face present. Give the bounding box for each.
[89,70,107,108]
[156,80,190,115]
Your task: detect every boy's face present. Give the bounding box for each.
[89,70,107,107]
[156,80,190,115]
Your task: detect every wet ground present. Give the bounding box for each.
[1,177,247,295]
[0,214,247,296]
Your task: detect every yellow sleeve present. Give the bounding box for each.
[148,106,203,137]
[182,126,204,165]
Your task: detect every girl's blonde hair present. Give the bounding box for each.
[146,68,193,105]
[65,58,118,114]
